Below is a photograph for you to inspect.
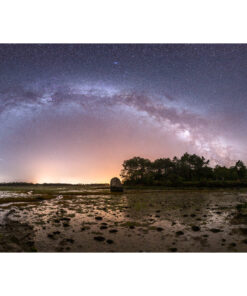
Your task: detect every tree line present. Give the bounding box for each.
[120,153,247,187]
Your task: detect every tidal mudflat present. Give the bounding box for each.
[0,185,247,252]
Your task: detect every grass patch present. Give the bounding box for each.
[0,195,55,204]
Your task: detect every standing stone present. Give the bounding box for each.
[110,177,123,192]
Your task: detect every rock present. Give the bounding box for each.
[210,228,221,233]
[60,217,70,221]
[109,229,118,233]
[94,236,105,242]
[95,216,103,221]
[156,227,164,232]
[110,177,123,192]
[191,225,200,232]
[66,238,74,243]
[100,225,108,230]
[176,231,184,236]
[239,228,247,235]
[53,231,61,235]
[169,248,177,252]
[106,239,114,244]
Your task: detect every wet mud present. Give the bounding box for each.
[0,186,247,252]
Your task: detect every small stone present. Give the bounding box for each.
[60,217,70,221]
[109,229,118,233]
[169,248,177,252]
[176,231,184,236]
[95,216,103,221]
[210,228,221,233]
[100,225,108,230]
[94,236,105,242]
[239,228,247,235]
[191,225,200,232]
[156,227,164,232]
[106,239,114,244]
[66,238,74,243]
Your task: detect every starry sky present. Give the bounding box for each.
[0,44,247,183]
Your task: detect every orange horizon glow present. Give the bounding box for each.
[0,45,246,184]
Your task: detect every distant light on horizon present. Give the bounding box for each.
[0,44,247,182]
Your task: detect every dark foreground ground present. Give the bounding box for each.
[1,185,247,252]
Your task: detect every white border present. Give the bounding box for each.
[0,0,247,295]
[0,253,246,296]
[0,0,246,43]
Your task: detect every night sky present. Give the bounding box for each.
[0,44,246,183]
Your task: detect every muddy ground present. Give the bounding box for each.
[0,185,247,252]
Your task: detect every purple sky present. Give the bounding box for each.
[0,44,246,183]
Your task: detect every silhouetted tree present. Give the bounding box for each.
[120,153,247,187]
[235,160,247,179]
[121,157,152,184]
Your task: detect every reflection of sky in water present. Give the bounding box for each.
[1,189,247,251]
[0,191,31,199]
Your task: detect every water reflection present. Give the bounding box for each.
[0,188,247,251]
